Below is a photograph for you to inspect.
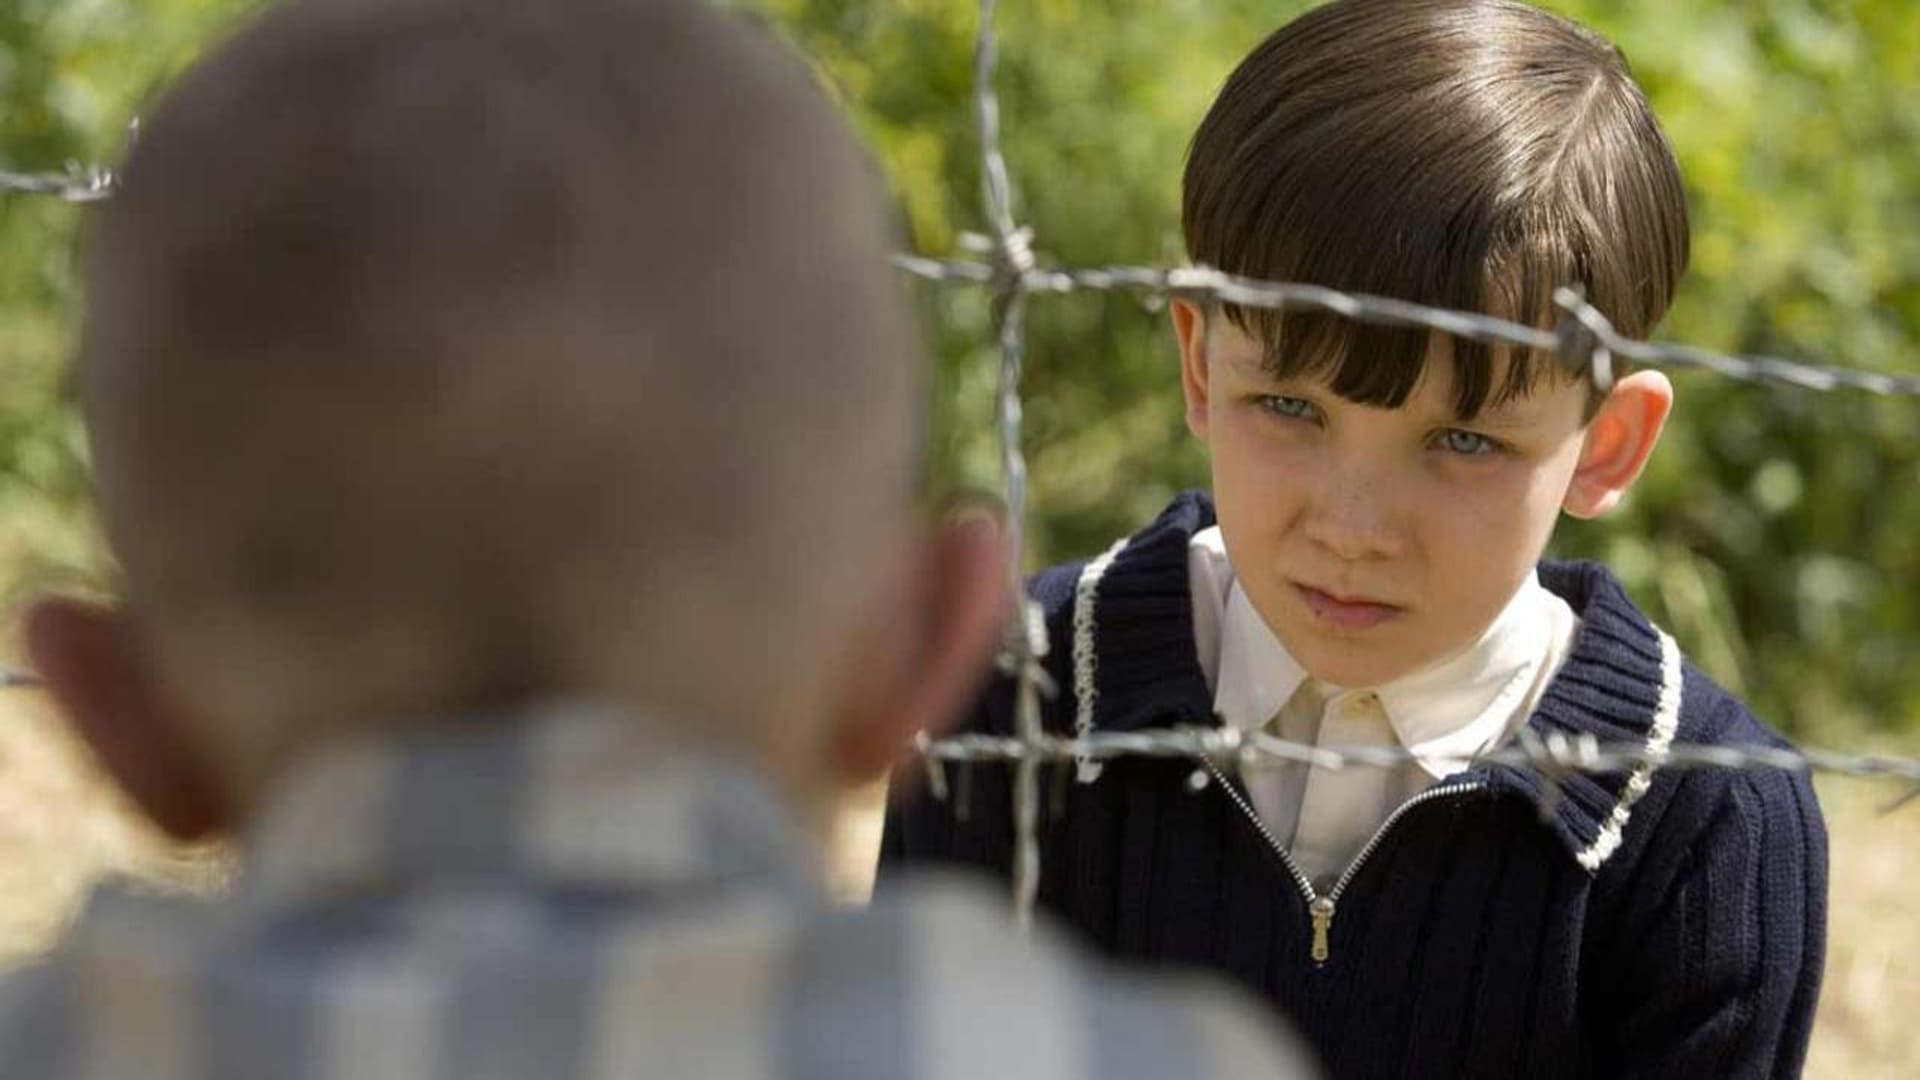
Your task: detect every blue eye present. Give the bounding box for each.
[1437,429,1502,456]
[1257,395,1318,421]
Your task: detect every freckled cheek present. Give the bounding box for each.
[1211,424,1317,536]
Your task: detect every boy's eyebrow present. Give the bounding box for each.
[1454,401,1549,429]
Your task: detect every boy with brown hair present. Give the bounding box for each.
[0,0,1315,1076]
[885,1,1827,1075]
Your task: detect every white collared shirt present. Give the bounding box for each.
[1188,527,1579,888]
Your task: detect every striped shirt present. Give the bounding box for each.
[0,704,1311,1079]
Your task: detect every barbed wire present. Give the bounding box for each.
[0,165,114,203]
[894,255,1920,399]
[2,657,1916,841]
[5,175,1917,400]
[2,183,1911,399]
[914,728,1920,815]
[971,0,1049,934]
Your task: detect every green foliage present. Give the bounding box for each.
[1,0,1914,742]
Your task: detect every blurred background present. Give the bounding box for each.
[1,0,1914,1074]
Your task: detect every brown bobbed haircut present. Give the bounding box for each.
[1182,0,1690,418]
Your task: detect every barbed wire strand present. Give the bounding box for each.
[914,727,1920,809]
[0,166,114,203]
[972,0,1049,933]
[7,178,1920,398]
[893,256,1920,399]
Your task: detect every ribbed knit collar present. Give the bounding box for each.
[1069,490,1681,872]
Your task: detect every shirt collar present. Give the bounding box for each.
[235,702,818,918]
[1212,580,1311,736]
[1373,571,1560,777]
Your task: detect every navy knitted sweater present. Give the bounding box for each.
[882,492,1826,1078]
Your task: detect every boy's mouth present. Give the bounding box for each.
[1293,583,1403,630]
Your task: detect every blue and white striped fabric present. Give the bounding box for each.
[0,704,1311,1079]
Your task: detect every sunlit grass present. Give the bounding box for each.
[1805,775,1920,1079]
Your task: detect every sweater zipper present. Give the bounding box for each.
[1203,760,1484,966]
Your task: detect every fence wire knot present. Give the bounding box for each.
[994,598,1057,699]
[963,226,1037,293]
[1553,287,1619,393]
[0,163,114,203]
[1517,726,1600,824]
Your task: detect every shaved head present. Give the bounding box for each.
[79,0,920,788]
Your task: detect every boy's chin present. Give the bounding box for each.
[1286,632,1433,691]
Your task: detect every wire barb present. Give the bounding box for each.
[0,164,114,203]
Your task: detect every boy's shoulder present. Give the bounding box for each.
[1527,558,1822,883]
[1022,491,1218,737]
[1535,558,1787,750]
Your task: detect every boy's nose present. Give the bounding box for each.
[1301,479,1404,562]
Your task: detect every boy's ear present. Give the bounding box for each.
[825,513,1008,785]
[23,597,235,841]
[1170,299,1213,441]
[1564,370,1673,519]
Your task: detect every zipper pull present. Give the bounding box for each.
[1309,897,1336,965]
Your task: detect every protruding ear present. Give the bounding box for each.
[23,598,235,840]
[824,512,1008,784]
[1171,299,1213,441]
[1564,370,1673,520]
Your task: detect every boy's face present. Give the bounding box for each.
[1176,307,1667,689]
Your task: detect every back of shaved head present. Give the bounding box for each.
[80,0,920,783]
